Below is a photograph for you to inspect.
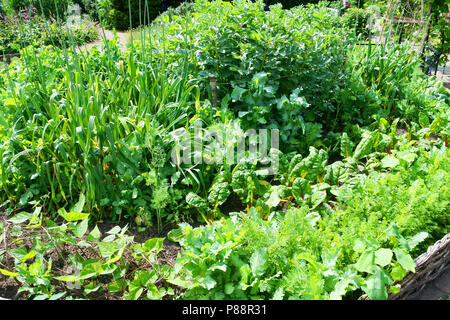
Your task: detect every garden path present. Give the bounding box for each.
[408,265,450,300]
[436,59,450,91]
[75,27,129,53]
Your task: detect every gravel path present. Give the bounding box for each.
[75,28,129,52]
[436,61,450,90]
[408,265,450,300]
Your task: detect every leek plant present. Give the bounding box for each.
[0,0,197,230]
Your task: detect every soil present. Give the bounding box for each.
[218,192,246,215]
[0,211,182,300]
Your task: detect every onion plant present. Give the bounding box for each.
[0,0,197,230]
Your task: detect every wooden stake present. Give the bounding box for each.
[209,74,217,108]
[419,0,432,58]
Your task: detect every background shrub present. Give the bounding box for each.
[32,0,70,19]
[4,0,29,11]
[5,0,70,19]
[0,9,98,54]
[98,0,164,30]
[265,0,319,9]
[72,0,99,20]
[339,7,370,38]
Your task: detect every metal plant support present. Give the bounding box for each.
[422,44,441,76]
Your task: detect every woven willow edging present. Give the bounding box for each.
[388,233,450,300]
[360,233,450,300]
